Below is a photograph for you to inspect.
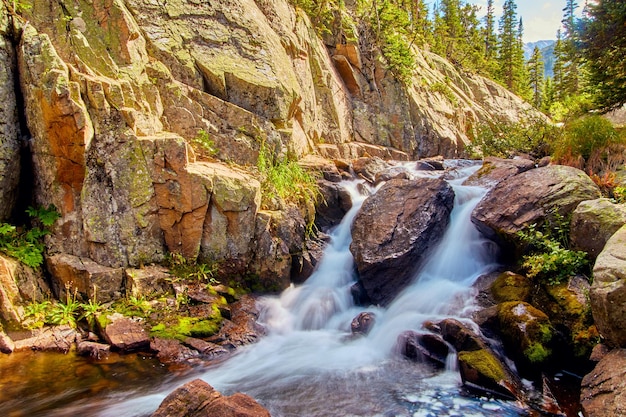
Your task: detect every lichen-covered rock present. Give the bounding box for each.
[590,224,626,348]
[350,177,454,305]
[570,198,626,259]
[125,265,173,299]
[581,348,626,417]
[471,165,601,247]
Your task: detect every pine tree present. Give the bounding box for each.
[580,0,626,110]
[561,0,580,96]
[484,0,497,59]
[542,76,556,112]
[553,29,567,101]
[528,46,545,108]
[497,0,527,95]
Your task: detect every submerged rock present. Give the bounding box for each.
[350,312,376,335]
[151,379,270,417]
[397,330,449,367]
[350,177,454,306]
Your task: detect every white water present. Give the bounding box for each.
[98,163,525,417]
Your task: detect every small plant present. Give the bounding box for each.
[257,143,320,209]
[47,285,81,327]
[517,222,588,285]
[191,129,218,159]
[0,204,60,268]
[23,300,52,329]
[614,186,626,203]
[165,253,220,284]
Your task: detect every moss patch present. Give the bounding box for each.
[150,305,222,340]
[491,271,532,302]
[458,349,507,382]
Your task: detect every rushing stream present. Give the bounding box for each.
[0,162,532,416]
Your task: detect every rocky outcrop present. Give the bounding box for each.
[581,349,626,417]
[151,379,270,417]
[350,177,455,305]
[0,2,20,221]
[471,165,602,247]
[590,224,626,348]
[570,198,626,259]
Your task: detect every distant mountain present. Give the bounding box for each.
[524,40,556,79]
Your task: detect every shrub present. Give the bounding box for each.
[191,129,218,159]
[553,115,621,162]
[517,222,588,286]
[467,114,558,159]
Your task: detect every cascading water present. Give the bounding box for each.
[96,162,528,417]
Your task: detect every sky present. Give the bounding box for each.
[429,0,577,43]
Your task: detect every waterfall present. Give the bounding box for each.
[98,163,524,417]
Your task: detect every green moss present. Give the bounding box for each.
[524,342,551,363]
[491,272,531,302]
[458,349,507,382]
[150,308,222,340]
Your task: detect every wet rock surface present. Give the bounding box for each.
[350,177,455,305]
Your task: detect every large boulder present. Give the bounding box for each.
[581,349,626,417]
[350,177,454,305]
[151,379,270,417]
[471,165,601,247]
[590,224,626,348]
[570,198,626,259]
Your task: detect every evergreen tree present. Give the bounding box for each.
[580,0,626,111]
[484,0,496,58]
[542,76,556,112]
[497,0,527,95]
[560,0,581,96]
[528,46,545,108]
[552,29,566,101]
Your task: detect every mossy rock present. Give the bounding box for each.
[496,301,555,373]
[532,276,598,362]
[150,303,223,341]
[457,349,520,399]
[490,271,532,303]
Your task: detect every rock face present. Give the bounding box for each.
[0,2,20,221]
[590,224,626,348]
[350,177,455,305]
[581,349,626,417]
[570,198,626,259]
[0,0,542,304]
[151,379,270,417]
[471,165,602,246]
[0,255,50,326]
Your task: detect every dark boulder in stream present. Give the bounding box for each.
[350,177,455,306]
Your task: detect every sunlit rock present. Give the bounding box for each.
[570,198,626,259]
